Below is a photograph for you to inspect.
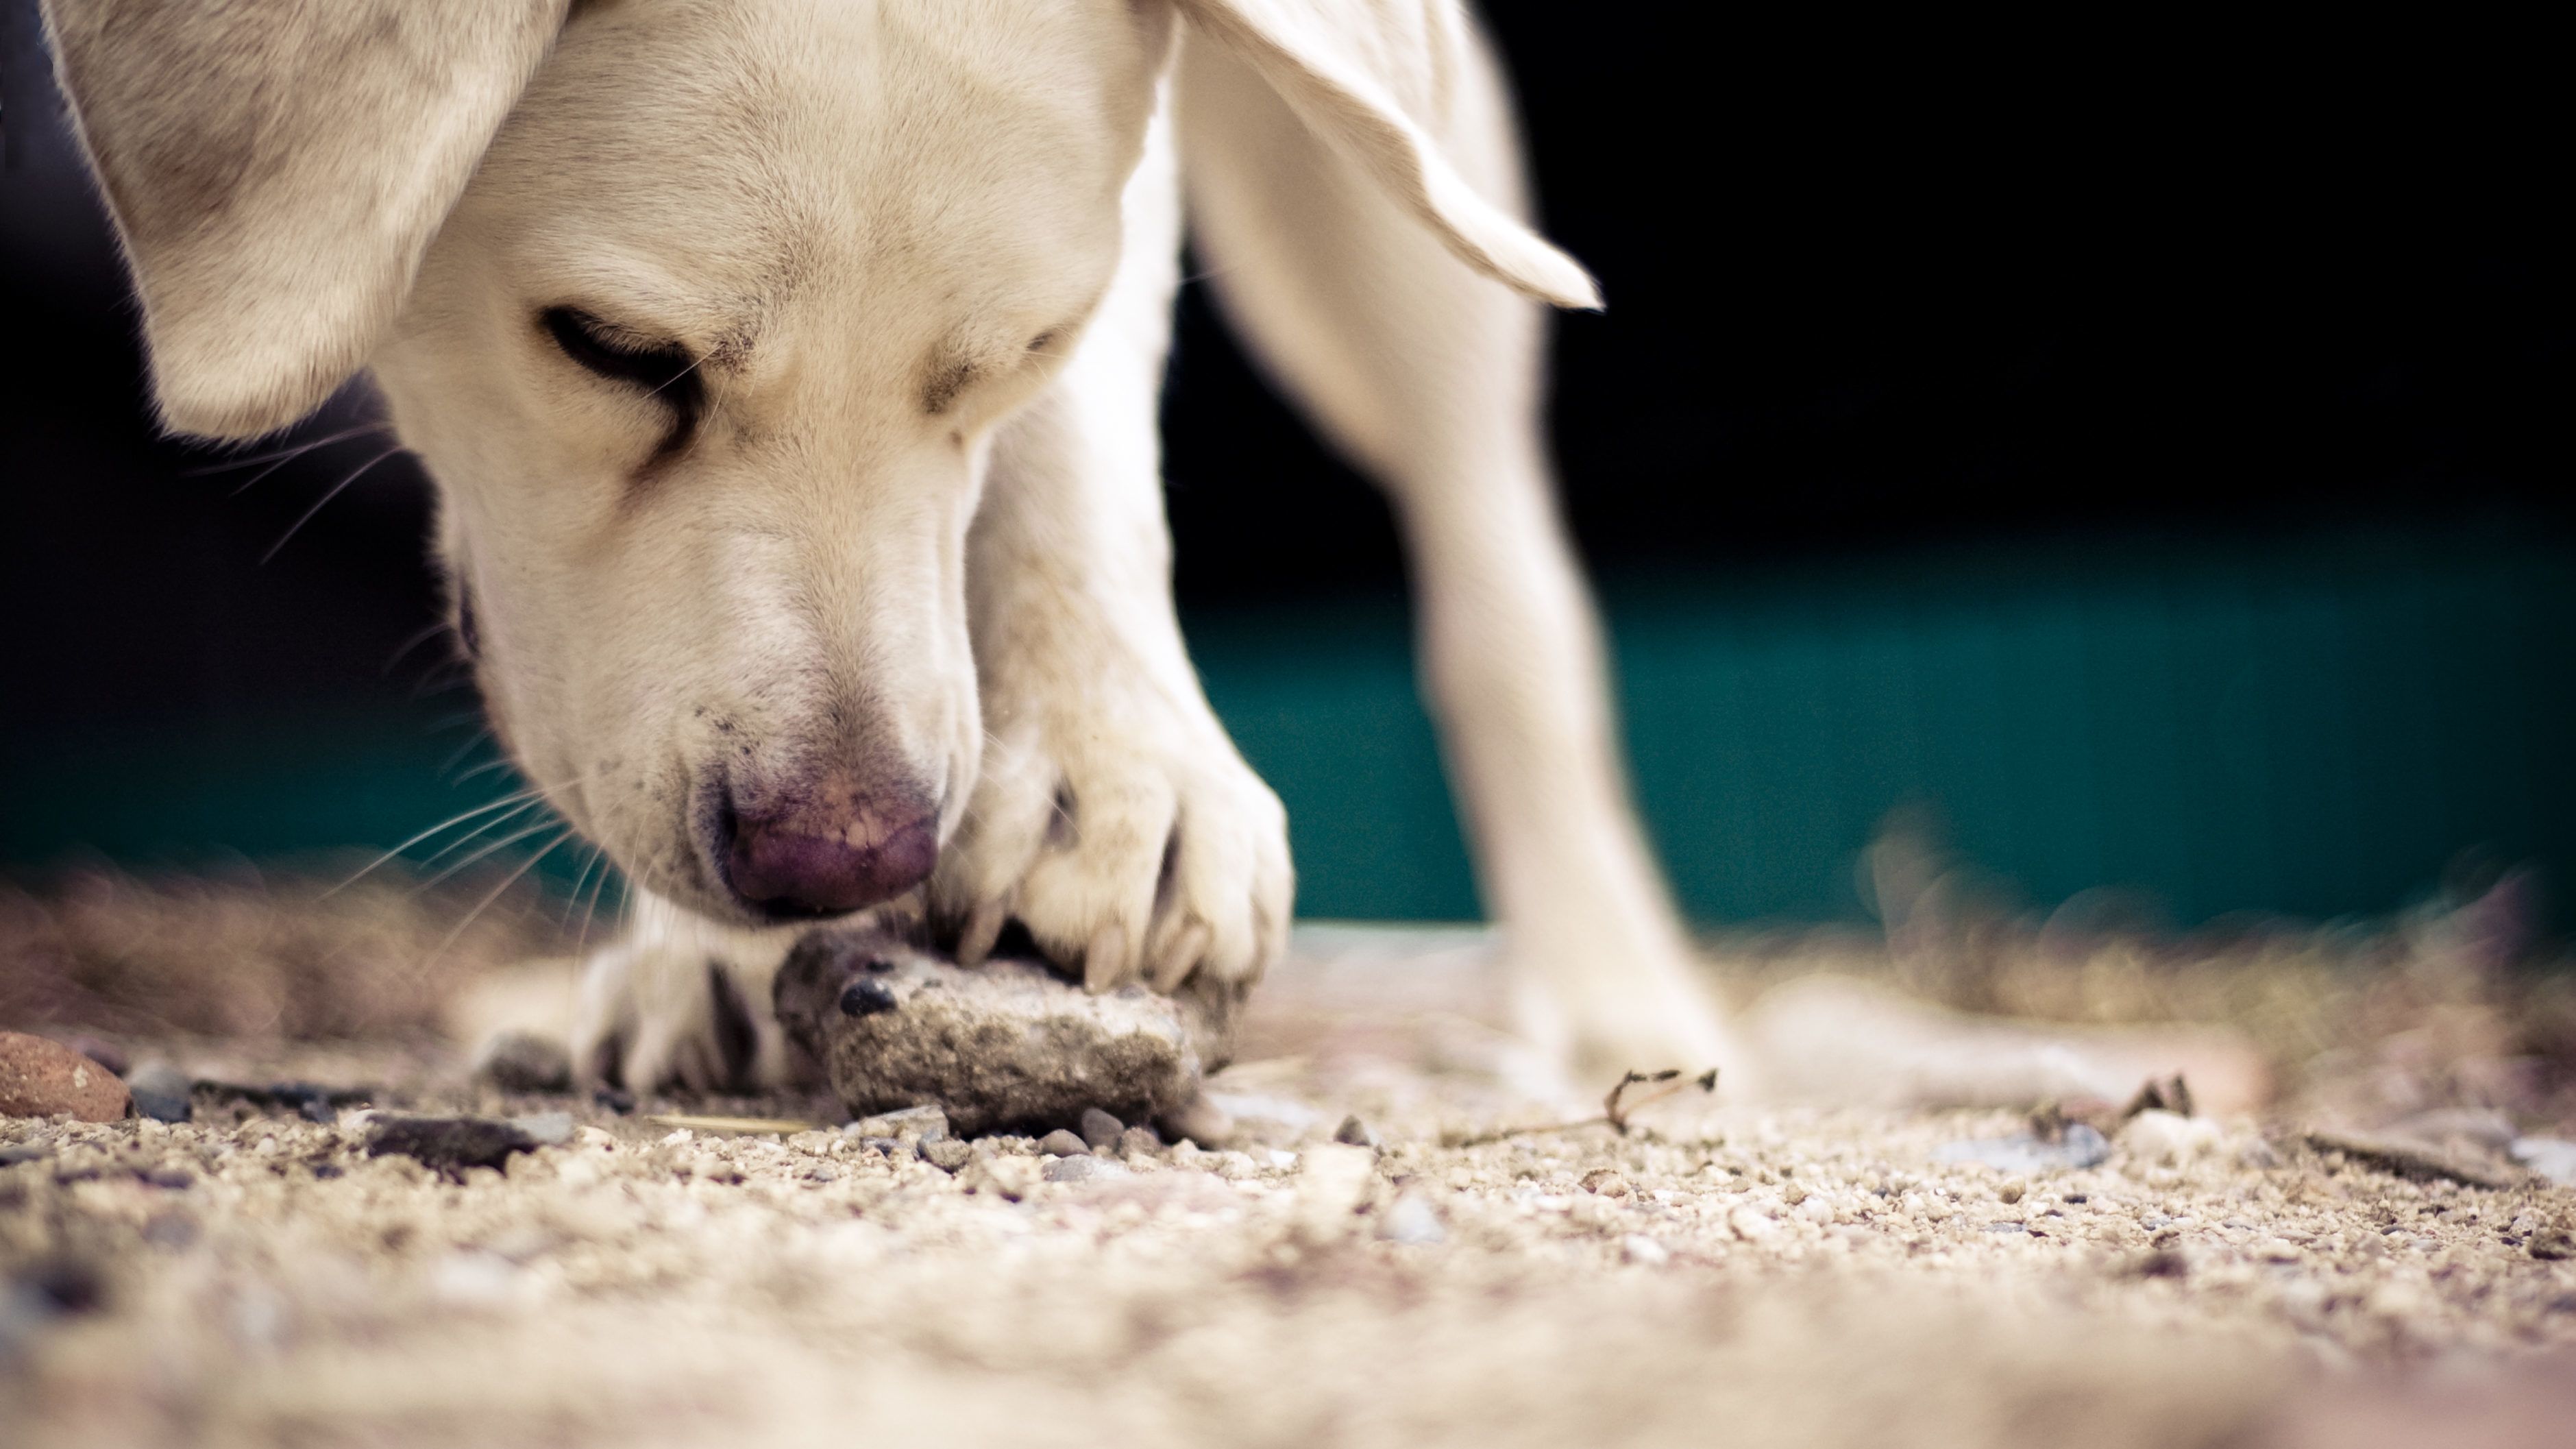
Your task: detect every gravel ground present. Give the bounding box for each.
[5,928,2576,1448]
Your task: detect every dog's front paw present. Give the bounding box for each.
[933,683,1291,997]
[570,897,798,1093]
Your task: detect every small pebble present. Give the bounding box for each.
[846,1106,950,1143]
[1334,1115,1382,1149]
[1045,1154,1128,1184]
[1038,1129,1090,1158]
[0,1032,134,1123]
[1118,1125,1162,1158]
[366,1115,539,1181]
[474,1032,574,1093]
[1998,1178,2027,1205]
[1621,1234,1670,1267]
[920,1137,973,1172]
[1378,1191,1445,1245]
[1079,1108,1125,1151]
[125,1064,193,1124]
[511,1112,576,1147]
[1580,1169,1630,1197]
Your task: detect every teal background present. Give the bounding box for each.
[8,522,2573,931]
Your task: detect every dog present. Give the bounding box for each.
[42,0,1734,1099]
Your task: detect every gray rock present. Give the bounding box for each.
[1334,1115,1382,1149]
[125,1073,191,1123]
[0,1144,46,1167]
[1038,1129,1090,1158]
[845,1105,950,1143]
[509,1112,576,1147]
[2510,1136,2576,1187]
[1079,1107,1125,1150]
[776,925,1239,1137]
[1931,1123,2111,1173]
[365,1115,539,1181]
[474,1032,573,1093]
[1117,1125,1162,1158]
[920,1136,974,1172]
[1043,1154,1128,1184]
[1378,1191,1445,1245]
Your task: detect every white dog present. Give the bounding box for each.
[44,0,1732,1097]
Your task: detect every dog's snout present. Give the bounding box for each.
[718,775,939,919]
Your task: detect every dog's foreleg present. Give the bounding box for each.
[1176,26,1737,1084]
[935,110,1292,1010]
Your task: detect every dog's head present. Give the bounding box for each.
[45,0,1595,923]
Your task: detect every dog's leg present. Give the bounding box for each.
[569,888,798,1093]
[935,111,1295,1004]
[1176,28,1735,1082]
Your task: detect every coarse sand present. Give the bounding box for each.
[5,904,2576,1447]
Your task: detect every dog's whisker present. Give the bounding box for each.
[382,620,461,677]
[428,827,574,962]
[413,796,548,868]
[258,445,404,565]
[182,422,388,480]
[415,816,564,892]
[573,847,619,960]
[558,844,606,934]
[437,728,501,777]
[325,788,548,897]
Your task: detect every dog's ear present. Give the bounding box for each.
[40,1,571,439]
[1170,0,1598,310]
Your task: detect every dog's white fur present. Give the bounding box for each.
[45,0,1732,1093]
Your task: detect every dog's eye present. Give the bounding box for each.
[541,306,705,449]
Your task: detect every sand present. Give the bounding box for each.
[6,922,2576,1448]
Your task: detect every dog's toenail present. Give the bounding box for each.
[839,979,898,1016]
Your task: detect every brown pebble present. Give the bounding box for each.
[1580,1169,1631,1197]
[0,1032,134,1123]
[1038,1129,1090,1158]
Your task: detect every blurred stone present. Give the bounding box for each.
[1933,1123,2111,1173]
[125,1063,193,1123]
[1039,1129,1090,1158]
[1079,1107,1125,1150]
[474,1031,573,1093]
[0,1032,132,1122]
[1334,1115,1382,1149]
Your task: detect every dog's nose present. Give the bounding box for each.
[722,783,939,918]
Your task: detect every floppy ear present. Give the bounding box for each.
[1170,0,1599,310]
[40,0,571,439]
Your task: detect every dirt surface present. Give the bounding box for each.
[6,921,2576,1448]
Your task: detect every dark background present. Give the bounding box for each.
[3,4,2568,930]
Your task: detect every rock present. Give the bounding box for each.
[2122,1110,2223,1166]
[510,1112,576,1147]
[1998,1177,2027,1205]
[1580,1169,1630,1197]
[474,1031,574,1093]
[960,1152,1042,1201]
[0,1144,45,1167]
[1117,1125,1162,1158]
[2305,1128,2518,1189]
[1044,1154,1129,1184]
[1378,1191,1445,1245]
[61,1036,128,1077]
[1334,1115,1382,1149]
[1931,1123,2111,1173]
[2509,1137,2576,1187]
[1038,1129,1090,1158]
[846,1105,950,1143]
[2530,1230,2575,1262]
[1621,1234,1670,1267]
[920,1136,974,1172]
[125,1063,193,1123]
[1079,1107,1126,1150]
[775,926,1234,1137]
[365,1115,539,1181]
[0,1031,132,1122]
